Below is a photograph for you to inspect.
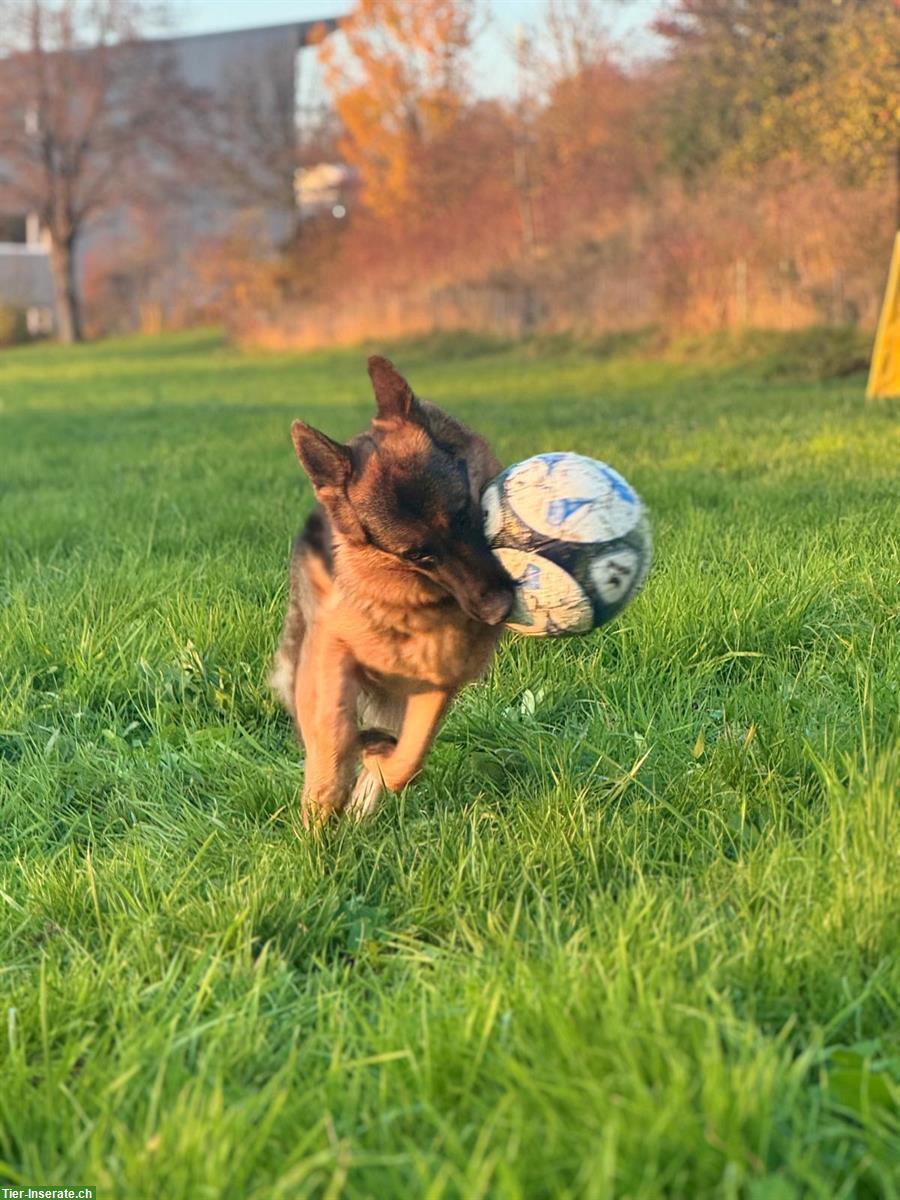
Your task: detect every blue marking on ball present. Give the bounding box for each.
[547,496,593,526]
[537,452,569,473]
[599,465,637,504]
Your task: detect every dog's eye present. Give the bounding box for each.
[403,547,437,566]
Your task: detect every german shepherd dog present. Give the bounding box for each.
[270,356,514,823]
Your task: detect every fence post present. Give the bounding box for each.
[735,258,748,326]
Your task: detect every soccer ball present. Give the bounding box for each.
[481,452,652,636]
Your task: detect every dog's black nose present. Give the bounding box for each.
[477,587,515,626]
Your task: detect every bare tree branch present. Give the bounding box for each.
[0,0,198,341]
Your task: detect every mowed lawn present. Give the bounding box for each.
[0,330,898,1199]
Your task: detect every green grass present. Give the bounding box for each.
[1,329,898,1199]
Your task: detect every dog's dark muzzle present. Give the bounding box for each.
[435,548,515,626]
[471,585,515,626]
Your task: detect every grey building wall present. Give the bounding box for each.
[0,248,54,308]
[0,16,337,319]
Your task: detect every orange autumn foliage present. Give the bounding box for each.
[319,0,478,216]
[227,0,899,350]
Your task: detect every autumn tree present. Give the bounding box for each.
[540,0,613,82]
[784,3,900,188]
[654,0,852,179]
[0,0,195,342]
[531,0,654,240]
[318,0,479,216]
[655,1,898,175]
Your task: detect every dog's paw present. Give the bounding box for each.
[347,770,382,821]
[300,795,337,829]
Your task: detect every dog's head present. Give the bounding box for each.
[291,356,514,626]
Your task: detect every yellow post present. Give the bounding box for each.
[867,231,900,398]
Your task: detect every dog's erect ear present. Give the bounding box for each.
[367,355,419,422]
[291,420,363,538]
[291,420,353,492]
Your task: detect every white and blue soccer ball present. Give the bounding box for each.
[482,452,652,636]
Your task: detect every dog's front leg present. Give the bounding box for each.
[294,628,359,824]
[361,689,454,793]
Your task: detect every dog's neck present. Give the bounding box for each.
[333,542,464,628]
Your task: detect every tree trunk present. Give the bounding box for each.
[50,235,83,344]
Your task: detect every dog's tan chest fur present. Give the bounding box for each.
[334,595,500,692]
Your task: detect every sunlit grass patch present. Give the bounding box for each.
[0,331,897,1198]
